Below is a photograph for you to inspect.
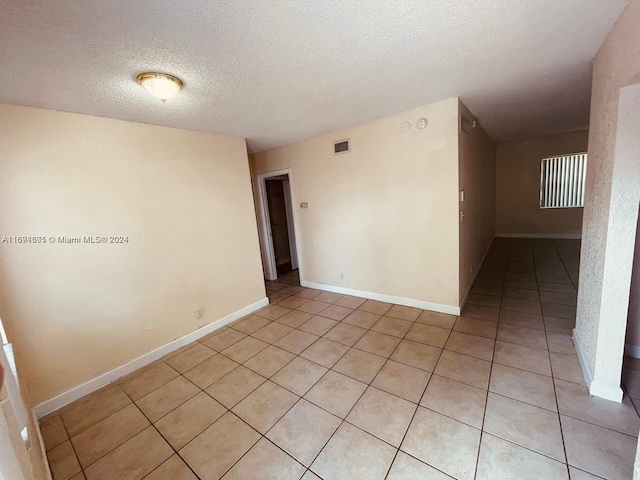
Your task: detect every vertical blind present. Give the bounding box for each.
[540,153,587,208]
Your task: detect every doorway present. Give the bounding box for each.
[256,169,299,281]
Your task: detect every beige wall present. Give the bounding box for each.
[0,104,266,406]
[576,0,640,382]
[495,130,588,236]
[458,100,496,300]
[252,98,461,308]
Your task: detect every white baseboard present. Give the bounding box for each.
[459,238,494,311]
[34,297,269,418]
[625,344,640,359]
[573,328,623,403]
[300,280,459,316]
[495,233,582,239]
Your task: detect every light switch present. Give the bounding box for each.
[300,202,309,209]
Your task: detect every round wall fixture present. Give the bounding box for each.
[399,121,411,133]
[136,72,183,103]
[416,118,428,130]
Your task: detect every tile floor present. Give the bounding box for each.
[40,238,640,480]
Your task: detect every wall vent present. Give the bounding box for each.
[540,153,587,208]
[333,139,350,155]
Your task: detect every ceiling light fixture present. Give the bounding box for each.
[136,72,183,103]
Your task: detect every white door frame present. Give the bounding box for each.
[256,169,300,281]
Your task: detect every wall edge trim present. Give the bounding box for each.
[495,233,582,239]
[459,237,495,311]
[574,328,623,403]
[300,280,460,316]
[33,297,269,418]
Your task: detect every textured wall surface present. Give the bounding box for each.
[0,1,625,151]
[252,98,461,307]
[0,104,265,405]
[495,131,588,235]
[458,100,496,301]
[577,0,640,378]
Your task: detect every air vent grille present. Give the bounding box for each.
[333,139,350,155]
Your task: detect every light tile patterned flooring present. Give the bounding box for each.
[40,238,640,480]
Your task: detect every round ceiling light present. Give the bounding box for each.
[136,72,183,103]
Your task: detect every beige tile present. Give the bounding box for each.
[540,291,577,306]
[205,366,266,408]
[333,348,386,383]
[542,302,576,320]
[476,434,569,480]
[272,357,328,395]
[550,352,584,384]
[61,385,132,436]
[405,323,450,348]
[499,310,545,330]
[179,412,260,480]
[295,288,323,299]
[300,338,349,368]
[297,300,330,315]
[71,404,149,468]
[335,295,366,309]
[347,386,416,446]
[323,322,367,346]
[314,291,344,304]
[40,415,68,451]
[624,367,640,399]
[544,315,575,335]
[471,284,503,296]
[202,328,246,351]
[342,309,381,328]
[274,329,319,354]
[358,299,393,315]
[390,339,442,372]
[453,316,497,339]
[274,310,313,328]
[311,422,396,480]
[493,341,551,376]
[461,304,499,322]
[69,473,86,480]
[354,330,401,357]
[555,379,640,436]
[145,455,198,480]
[304,370,367,418]
[265,281,288,292]
[387,451,452,480]
[84,426,172,480]
[372,360,430,403]
[222,437,305,480]
[221,336,270,364]
[48,441,81,480]
[254,304,292,320]
[489,364,556,411]
[568,467,603,479]
[243,345,295,377]
[268,292,289,304]
[445,331,494,361]
[497,323,547,350]
[232,381,299,433]
[251,323,294,344]
[467,293,502,308]
[434,350,491,389]
[266,399,341,466]
[539,282,577,294]
[230,315,271,334]
[501,297,542,315]
[421,374,487,428]
[119,362,179,401]
[183,354,238,389]
[386,304,422,321]
[317,304,353,321]
[136,376,199,422]
[155,392,226,450]
[547,332,576,355]
[401,407,480,480]
[371,316,413,338]
[416,311,457,329]
[299,315,338,336]
[277,295,311,309]
[165,343,215,373]
[484,393,565,461]
[502,287,540,302]
[562,415,636,480]
[301,472,322,480]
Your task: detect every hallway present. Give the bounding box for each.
[40,239,639,480]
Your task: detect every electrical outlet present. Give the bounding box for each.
[339,272,345,281]
[196,307,204,319]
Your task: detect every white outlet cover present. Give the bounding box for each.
[399,121,411,133]
[416,118,427,130]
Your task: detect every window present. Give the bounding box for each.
[540,153,587,208]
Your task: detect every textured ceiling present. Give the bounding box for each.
[0,1,627,152]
